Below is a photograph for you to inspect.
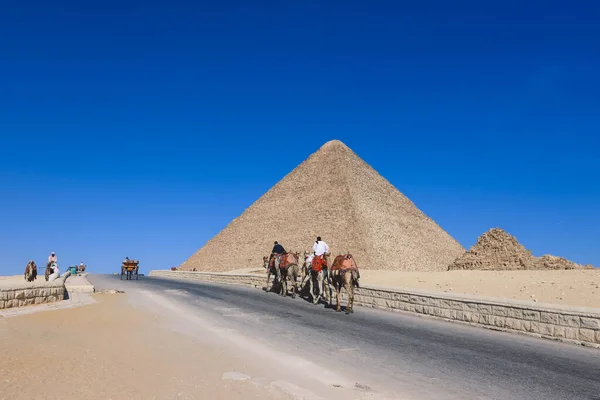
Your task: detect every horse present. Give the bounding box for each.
[330,253,360,314]
[273,252,301,298]
[24,260,37,282]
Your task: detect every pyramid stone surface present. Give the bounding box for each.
[181,140,465,272]
[448,228,586,270]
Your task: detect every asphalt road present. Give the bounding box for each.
[90,274,600,400]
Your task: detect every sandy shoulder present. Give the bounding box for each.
[0,293,281,400]
[359,269,600,308]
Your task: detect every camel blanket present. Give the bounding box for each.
[270,253,298,269]
[332,254,358,273]
[312,255,327,272]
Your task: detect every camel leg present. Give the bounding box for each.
[309,273,315,303]
[290,269,297,299]
[345,275,354,314]
[265,271,271,292]
[335,278,342,312]
[315,271,323,304]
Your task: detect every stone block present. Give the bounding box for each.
[565,328,579,340]
[494,316,507,328]
[449,309,458,319]
[429,298,441,307]
[465,302,478,311]
[5,291,14,301]
[492,306,509,317]
[24,298,35,306]
[25,289,36,298]
[14,290,25,300]
[557,314,579,327]
[538,323,554,336]
[409,295,419,303]
[523,310,540,321]
[0,300,5,309]
[478,304,492,314]
[596,331,600,344]
[450,301,465,310]
[580,317,600,330]
[456,311,464,321]
[479,314,490,325]
[414,305,424,314]
[540,312,559,325]
[34,297,44,305]
[505,318,523,331]
[507,308,523,319]
[528,322,540,333]
[522,321,531,331]
[400,294,409,302]
[554,326,566,338]
[579,329,595,342]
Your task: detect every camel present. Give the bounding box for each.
[330,253,360,314]
[302,252,332,305]
[45,261,54,281]
[24,260,37,282]
[273,252,301,298]
[263,255,279,292]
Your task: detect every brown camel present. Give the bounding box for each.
[263,255,279,292]
[330,253,360,314]
[24,260,37,282]
[274,252,301,298]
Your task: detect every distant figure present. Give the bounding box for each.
[48,251,57,265]
[48,262,60,282]
[79,261,86,272]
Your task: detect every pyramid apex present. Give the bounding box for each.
[320,139,349,151]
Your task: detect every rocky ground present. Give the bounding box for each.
[0,293,282,400]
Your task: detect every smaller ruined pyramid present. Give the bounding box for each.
[181,140,465,272]
[448,228,586,270]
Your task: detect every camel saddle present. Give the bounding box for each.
[331,254,358,273]
[270,253,297,269]
[312,255,328,272]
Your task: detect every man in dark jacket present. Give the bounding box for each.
[272,241,286,255]
[269,241,286,268]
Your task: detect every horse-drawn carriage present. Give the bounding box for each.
[121,259,140,280]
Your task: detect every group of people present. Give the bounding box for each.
[41,252,86,282]
[270,236,330,274]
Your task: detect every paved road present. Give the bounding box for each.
[90,274,600,400]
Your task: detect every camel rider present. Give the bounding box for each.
[312,237,330,277]
[47,252,57,271]
[270,241,286,267]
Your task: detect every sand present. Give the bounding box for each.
[0,293,281,400]
[360,269,600,308]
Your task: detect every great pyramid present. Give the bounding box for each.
[448,228,587,270]
[180,140,465,272]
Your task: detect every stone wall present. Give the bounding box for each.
[0,271,70,310]
[149,270,600,348]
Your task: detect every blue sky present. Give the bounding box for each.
[1,0,599,275]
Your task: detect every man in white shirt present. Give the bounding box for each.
[312,237,329,256]
[48,252,57,264]
[312,236,331,277]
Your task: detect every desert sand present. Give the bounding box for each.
[0,293,281,400]
[360,269,600,308]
